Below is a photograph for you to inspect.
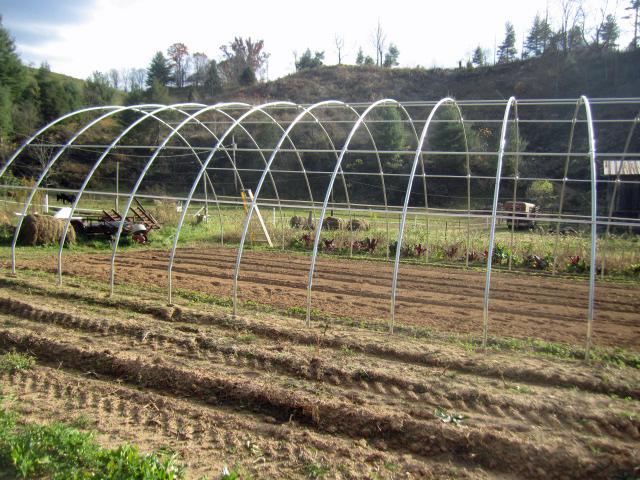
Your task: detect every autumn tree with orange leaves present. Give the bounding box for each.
[167,43,190,88]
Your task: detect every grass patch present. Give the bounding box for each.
[0,350,35,373]
[0,397,187,479]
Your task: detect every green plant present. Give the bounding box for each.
[617,411,639,420]
[340,345,357,356]
[0,405,187,479]
[0,350,35,372]
[304,462,329,478]
[237,332,257,343]
[69,414,93,430]
[508,385,533,394]
[220,465,251,480]
[567,255,589,274]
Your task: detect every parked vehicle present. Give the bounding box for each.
[504,201,540,229]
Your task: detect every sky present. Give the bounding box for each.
[0,0,634,82]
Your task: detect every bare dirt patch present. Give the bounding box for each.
[0,247,639,479]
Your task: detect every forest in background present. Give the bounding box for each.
[0,9,639,211]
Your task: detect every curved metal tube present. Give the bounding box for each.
[580,96,598,361]
[364,105,423,261]
[481,97,517,347]
[109,102,253,294]
[389,98,456,333]
[0,106,115,179]
[601,110,640,278]
[58,103,212,284]
[232,100,346,315]
[305,99,400,326]
[507,106,521,271]
[552,101,582,275]
[9,105,132,273]
[166,101,299,304]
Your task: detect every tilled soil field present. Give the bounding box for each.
[8,246,640,350]
[0,247,639,479]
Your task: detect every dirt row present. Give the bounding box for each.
[0,272,638,479]
[9,246,640,351]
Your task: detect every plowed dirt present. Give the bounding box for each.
[0,246,638,479]
[8,246,640,350]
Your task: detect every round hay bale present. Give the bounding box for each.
[18,214,76,246]
[290,213,318,230]
[322,216,347,230]
[349,218,371,231]
[290,215,305,228]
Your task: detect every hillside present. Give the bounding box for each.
[203,49,640,104]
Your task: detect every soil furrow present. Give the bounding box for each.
[1,291,638,450]
[1,247,639,479]
[0,325,637,480]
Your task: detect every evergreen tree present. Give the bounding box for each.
[525,13,552,57]
[204,60,223,96]
[566,25,586,51]
[472,46,486,66]
[0,83,12,144]
[295,49,324,71]
[624,0,640,49]
[146,51,172,87]
[238,65,256,86]
[497,22,518,63]
[0,15,25,98]
[36,64,84,120]
[383,44,400,67]
[355,48,365,66]
[599,14,620,51]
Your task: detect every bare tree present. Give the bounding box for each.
[190,52,209,87]
[582,0,616,50]
[131,68,146,91]
[120,68,133,92]
[557,0,584,52]
[107,68,121,90]
[371,20,386,67]
[334,34,345,64]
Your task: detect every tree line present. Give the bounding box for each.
[0,1,638,193]
[472,0,637,67]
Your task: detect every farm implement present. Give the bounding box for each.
[70,199,160,243]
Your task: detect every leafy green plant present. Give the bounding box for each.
[0,405,187,479]
[567,255,589,274]
[623,263,640,277]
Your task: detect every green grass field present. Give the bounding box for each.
[1,193,638,279]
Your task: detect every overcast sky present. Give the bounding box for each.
[0,0,633,81]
